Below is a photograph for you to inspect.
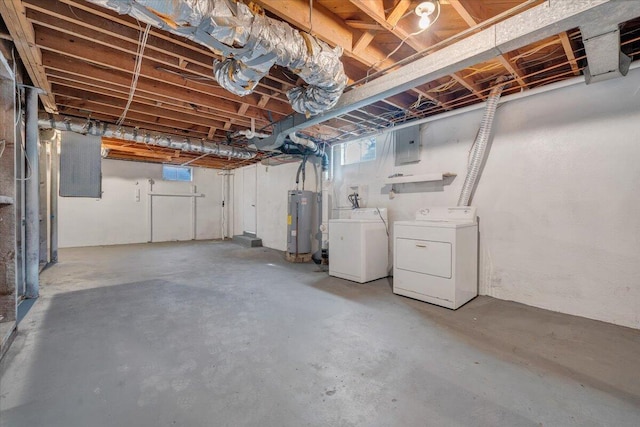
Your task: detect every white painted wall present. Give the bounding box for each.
[229,69,640,328]
[331,68,640,329]
[232,161,320,252]
[59,157,223,248]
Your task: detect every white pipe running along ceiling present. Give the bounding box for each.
[85,0,348,116]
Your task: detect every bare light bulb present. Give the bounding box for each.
[419,14,431,29]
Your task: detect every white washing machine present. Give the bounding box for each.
[393,207,478,309]
[329,208,389,283]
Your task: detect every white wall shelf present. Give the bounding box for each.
[384,173,456,185]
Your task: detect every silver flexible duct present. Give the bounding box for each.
[86,0,347,116]
[457,78,510,207]
[38,114,256,160]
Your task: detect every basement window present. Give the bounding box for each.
[162,165,192,182]
[340,136,376,166]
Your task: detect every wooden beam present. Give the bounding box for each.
[253,0,394,70]
[48,74,251,129]
[50,0,296,98]
[353,31,376,55]
[345,20,382,31]
[386,0,412,27]
[42,54,276,125]
[28,16,293,115]
[102,143,174,161]
[448,0,529,88]
[558,32,581,76]
[349,0,485,101]
[251,0,352,49]
[51,84,228,130]
[257,94,270,109]
[57,106,212,140]
[448,0,477,27]
[256,0,445,112]
[496,54,529,88]
[348,0,394,31]
[207,127,216,139]
[238,103,250,116]
[33,26,296,122]
[0,0,56,112]
[449,73,486,100]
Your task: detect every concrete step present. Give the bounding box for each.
[232,234,262,247]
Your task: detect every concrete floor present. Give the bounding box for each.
[1,241,639,427]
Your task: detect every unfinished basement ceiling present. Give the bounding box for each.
[1,0,639,169]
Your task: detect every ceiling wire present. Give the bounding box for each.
[365,0,441,82]
[309,0,313,35]
[117,23,151,126]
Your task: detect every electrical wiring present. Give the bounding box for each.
[13,80,32,182]
[309,0,313,35]
[365,1,441,81]
[427,78,458,93]
[376,208,389,237]
[347,193,360,209]
[511,39,562,62]
[518,47,563,67]
[117,23,152,126]
[463,62,504,78]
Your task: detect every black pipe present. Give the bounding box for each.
[280,137,329,172]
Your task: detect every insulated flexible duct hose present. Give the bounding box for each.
[457,78,510,206]
[38,114,256,160]
[86,0,347,116]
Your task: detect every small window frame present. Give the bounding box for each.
[162,165,193,182]
[340,136,377,166]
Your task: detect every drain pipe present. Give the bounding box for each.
[457,78,510,206]
[25,87,40,299]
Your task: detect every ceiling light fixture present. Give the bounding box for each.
[415,0,440,30]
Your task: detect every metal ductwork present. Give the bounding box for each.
[38,114,256,160]
[581,23,631,84]
[86,0,348,116]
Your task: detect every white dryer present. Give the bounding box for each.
[329,208,389,283]
[393,207,478,309]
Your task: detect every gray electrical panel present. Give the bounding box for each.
[287,190,314,254]
[60,132,102,197]
[394,125,421,166]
